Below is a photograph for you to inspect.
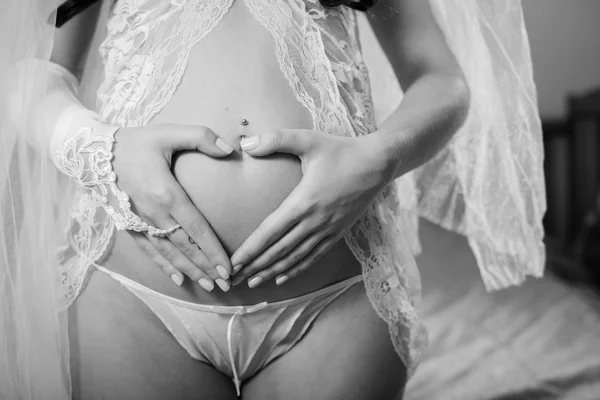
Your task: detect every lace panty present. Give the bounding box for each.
[93,264,363,396]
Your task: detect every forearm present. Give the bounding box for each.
[25,60,155,234]
[369,72,470,182]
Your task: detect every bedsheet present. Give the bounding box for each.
[405,219,600,400]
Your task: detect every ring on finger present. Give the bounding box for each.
[147,223,182,237]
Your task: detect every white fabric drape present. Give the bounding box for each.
[361,0,546,290]
[0,1,73,399]
[0,1,545,398]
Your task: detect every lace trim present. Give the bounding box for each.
[57,191,116,310]
[54,125,172,236]
[243,0,355,136]
[54,126,117,204]
[66,1,429,373]
[98,0,236,127]
[343,192,427,378]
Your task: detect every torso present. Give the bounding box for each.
[97,1,362,306]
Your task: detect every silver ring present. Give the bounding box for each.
[147,224,182,237]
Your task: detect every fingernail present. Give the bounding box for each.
[275,275,289,286]
[198,278,214,292]
[248,276,263,289]
[232,264,243,275]
[216,138,234,154]
[216,265,230,280]
[171,274,183,286]
[240,136,258,152]
[216,278,230,292]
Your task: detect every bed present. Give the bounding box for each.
[403,219,600,400]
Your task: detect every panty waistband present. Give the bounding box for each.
[93,262,363,314]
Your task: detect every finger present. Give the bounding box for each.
[161,124,234,157]
[129,231,185,287]
[235,232,324,288]
[170,191,233,279]
[140,175,231,292]
[232,220,313,281]
[167,223,232,293]
[240,129,315,157]
[168,225,230,292]
[145,229,216,292]
[274,236,336,285]
[229,192,305,269]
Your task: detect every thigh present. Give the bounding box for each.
[68,269,237,400]
[243,283,407,400]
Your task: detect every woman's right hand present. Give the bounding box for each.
[111,124,234,292]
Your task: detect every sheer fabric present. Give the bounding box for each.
[0,0,545,398]
[369,0,546,291]
[64,0,428,375]
[0,1,72,398]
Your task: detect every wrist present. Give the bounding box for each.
[52,106,118,158]
[360,131,401,185]
[54,107,116,138]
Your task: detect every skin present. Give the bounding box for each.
[110,123,236,289]
[229,129,392,288]
[231,0,470,288]
[52,2,236,291]
[54,0,469,399]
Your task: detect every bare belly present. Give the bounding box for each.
[100,2,361,305]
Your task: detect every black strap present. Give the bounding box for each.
[55,0,99,28]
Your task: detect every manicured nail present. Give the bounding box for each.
[275,275,289,286]
[216,265,230,280]
[171,274,183,286]
[248,276,263,289]
[198,278,214,292]
[232,264,243,275]
[216,138,234,154]
[240,136,258,152]
[216,278,230,292]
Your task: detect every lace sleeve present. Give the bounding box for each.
[46,63,176,237]
[51,118,123,225]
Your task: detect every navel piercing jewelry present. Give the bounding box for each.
[240,118,249,139]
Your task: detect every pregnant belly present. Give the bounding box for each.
[106,137,362,306]
[172,150,303,254]
[102,2,361,305]
[105,140,361,306]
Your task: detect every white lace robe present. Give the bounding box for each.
[57,0,546,376]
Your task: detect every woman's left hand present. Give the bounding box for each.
[230,129,393,288]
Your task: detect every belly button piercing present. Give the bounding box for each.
[240,118,249,139]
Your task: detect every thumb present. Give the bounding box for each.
[241,129,314,157]
[162,124,234,157]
